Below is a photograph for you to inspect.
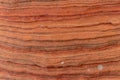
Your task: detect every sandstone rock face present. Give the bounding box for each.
[0,0,120,80]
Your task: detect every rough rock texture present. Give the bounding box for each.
[0,0,120,80]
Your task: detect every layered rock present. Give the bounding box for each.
[0,0,120,80]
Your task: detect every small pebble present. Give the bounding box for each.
[60,61,64,64]
[97,64,103,71]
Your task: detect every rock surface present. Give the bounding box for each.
[0,0,120,80]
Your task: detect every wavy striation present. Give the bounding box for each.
[0,0,120,80]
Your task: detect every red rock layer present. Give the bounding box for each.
[0,0,120,80]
